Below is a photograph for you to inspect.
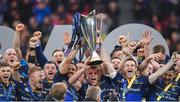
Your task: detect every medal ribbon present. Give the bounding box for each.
[156,73,180,101]
[122,75,136,101]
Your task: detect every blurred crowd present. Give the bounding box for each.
[0,0,179,55]
[133,0,180,55]
[0,0,120,51]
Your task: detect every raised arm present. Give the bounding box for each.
[35,43,48,68]
[11,62,21,81]
[68,57,90,85]
[68,65,88,85]
[59,46,79,74]
[12,60,29,82]
[142,30,153,58]
[150,59,161,72]
[139,53,161,71]
[100,47,116,76]
[13,23,24,61]
[149,53,178,84]
[33,31,48,68]
[26,37,39,64]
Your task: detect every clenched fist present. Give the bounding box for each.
[128,41,138,51]
[118,35,128,47]
[15,23,24,33]
[33,31,42,39]
[12,62,21,71]
[29,37,40,48]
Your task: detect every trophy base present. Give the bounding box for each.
[88,51,103,66]
[88,60,103,66]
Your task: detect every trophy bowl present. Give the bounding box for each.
[80,10,103,65]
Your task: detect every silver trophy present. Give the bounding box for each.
[80,10,103,65]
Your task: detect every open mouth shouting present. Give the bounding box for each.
[48,71,53,76]
[10,59,14,62]
[91,77,96,81]
[57,61,61,64]
[8,59,16,65]
[39,80,43,84]
[47,71,54,79]
[1,75,10,83]
[114,67,118,70]
[89,77,98,86]
[127,69,134,78]
[114,65,119,71]
[36,80,43,88]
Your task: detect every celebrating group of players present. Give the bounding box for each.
[0,23,179,101]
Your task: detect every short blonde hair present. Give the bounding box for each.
[86,86,101,100]
[49,82,67,100]
[28,65,42,78]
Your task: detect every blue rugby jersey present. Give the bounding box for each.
[100,72,123,101]
[148,79,180,101]
[0,80,18,101]
[119,76,150,101]
[77,73,123,101]
[14,80,33,101]
[64,81,79,101]
[35,43,48,68]
[18,59,29,82]
[43,79,54,93]
[15,79,48,101]
[13,60,34,101]
[78,83,88,100]
[100,73,151,101]
[31,88,48,101]
[53,70,69,83]
[78,73,150,101]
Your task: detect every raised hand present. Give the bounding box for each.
[128,41,138,52]
[15,23,24,33]
[150,59,161,71]
[33,31,42,39]
[122,47,131,55]
[171,52,179,63]
[63,32,71,46]
[29,37,40,48]
[12,62,21,71]
[142,30,153,45]
[118,35,128,47]
[121,41,139,55]
[85,56,91,66]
